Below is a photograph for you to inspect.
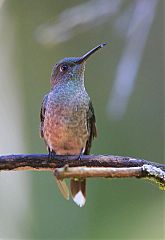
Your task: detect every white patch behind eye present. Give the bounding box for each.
[60,66,64,72]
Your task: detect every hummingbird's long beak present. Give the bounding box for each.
[76,42,107,64]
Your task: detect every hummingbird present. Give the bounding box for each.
[40,43,107,207]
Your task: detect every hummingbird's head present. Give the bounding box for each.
[50,43,107,88]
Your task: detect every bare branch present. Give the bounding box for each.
[54,166,143,178]
[0,154,164,190]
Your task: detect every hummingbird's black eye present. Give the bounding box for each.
[60,64,68,72]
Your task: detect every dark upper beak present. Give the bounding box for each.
[76,42,107,64]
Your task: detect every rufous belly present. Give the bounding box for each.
[43,109,88,155]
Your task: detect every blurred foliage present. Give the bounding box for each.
[0,0,164,239]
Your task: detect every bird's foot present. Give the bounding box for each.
[48,148,56,161]
[75,148,84,161]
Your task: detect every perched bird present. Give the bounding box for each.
[40,43,106,207]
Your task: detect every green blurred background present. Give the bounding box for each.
[0,0,164,239]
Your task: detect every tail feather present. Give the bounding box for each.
[70,179,86,207]
[55,178,69,200]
